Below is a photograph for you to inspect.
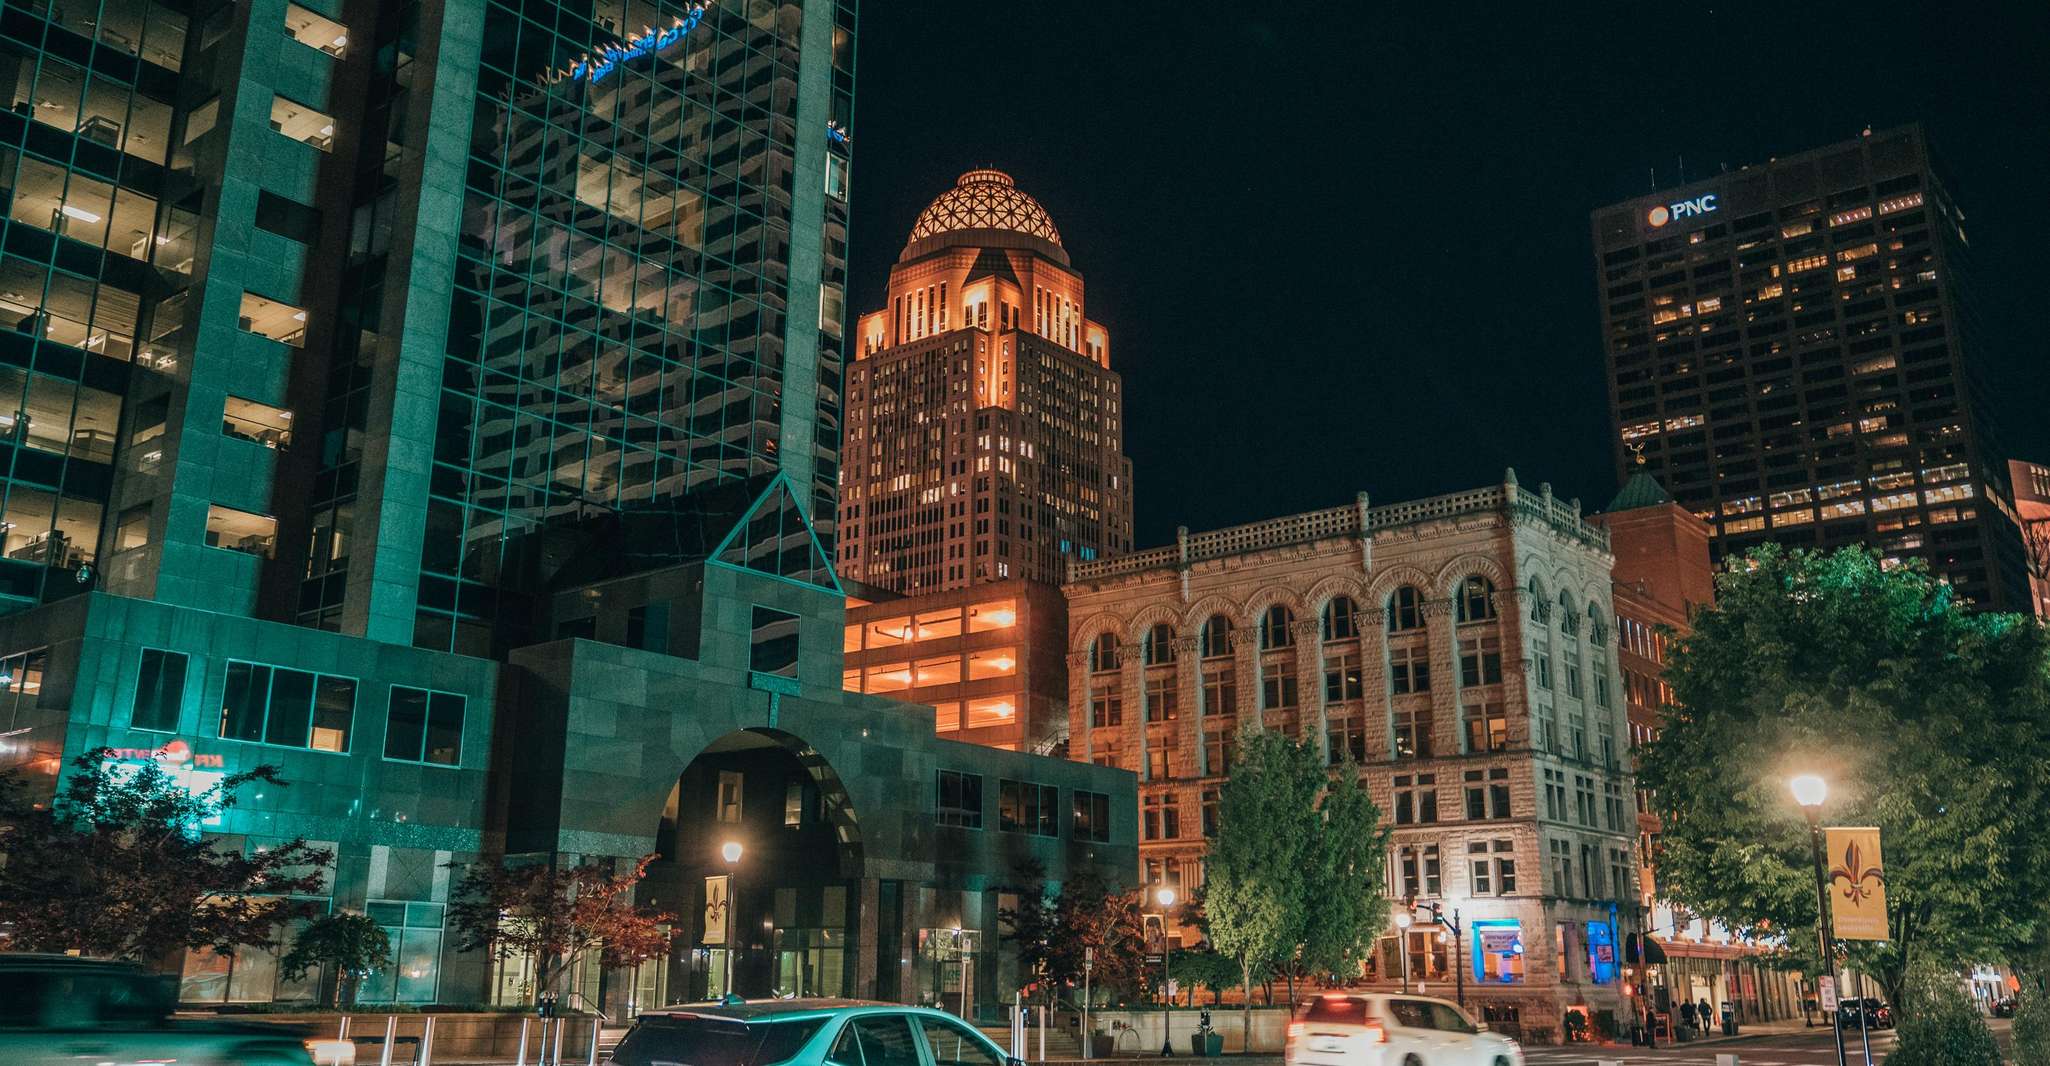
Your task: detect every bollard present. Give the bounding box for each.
[516,1017,532,1066]
[339,1016,351,1041]
[552,1012,568,1066]
[1038,1005,1046,1062]
[1717,1054,1741,1066]
[379,1016,398,1066]
[420,1015,437,1066]
[588,1018,603,1066]
[1600,1060,1624,1066]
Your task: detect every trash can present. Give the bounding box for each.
[1203,1031,1224,1056]
[1190,1033,1208,1057]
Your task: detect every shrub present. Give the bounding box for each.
[1885,965,1998,1066]
[2014,982,2050,1066]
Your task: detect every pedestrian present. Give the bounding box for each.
[1699,999,1714,1033]
[1680,1000,1698,1033]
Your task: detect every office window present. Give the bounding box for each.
[383,686,465,766]
[1327,715,1366,765]
[1393,774,1437,824]
[1389,644,1431,694]
[999,779,1058,836]
[1464,702,1507,752]
[936,770,982,828]
[1324,651,1363,703]
[750,606,800,679]
[1142,792,1181,841]
[1394,705,1432,758]
[218,661,353,752]
[283,3,349,56]
[1459,635,1503,687]
[1260,660,1297,711]
[1203,731,1231,775]
[1089,689,1122,728]
[1387,586,1425,632]
[1457,576,1496,623]
[1489,768,1511,818]
[1145,673,1178,722]
[1201,788,1220,838]
[1201,666,1236,716]
[130,648,187,731]
[1072,790,1111,843]
[716,770,744,823]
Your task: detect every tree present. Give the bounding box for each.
[999,861,1147,1005]
[1885,962,1999,1066]
[446,853,675,1006]
[1299,757,1392,982]
[280,912,392,1008]
[2013,980,2050,1066]
[1638,546,2050,1012]
[0,750,330,959]
[1204,728,1321,1035]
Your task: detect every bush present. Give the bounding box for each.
[1885,965,1998,1066]
[2015,983,2050,1066]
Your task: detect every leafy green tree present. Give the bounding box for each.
[999,862,1146,1005]
[1204,728,1321,1032]
[1639,546,2050,1013]
[2014,981,2050,1066]
[446,854,674,1006]
[280,912,392,1008]
[0,750,329,959]
[1167,947,1242,1004]
[1884,963,1999,1066]
[1299,757,1392,981]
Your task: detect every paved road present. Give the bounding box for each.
[1518,1018,2013,1066]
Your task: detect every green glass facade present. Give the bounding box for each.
[0,0,1133,1016]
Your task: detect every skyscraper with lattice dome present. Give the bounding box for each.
[838,169,1133,592]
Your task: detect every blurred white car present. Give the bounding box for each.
[1288,993,1524,1066]
[0,953,318,1066]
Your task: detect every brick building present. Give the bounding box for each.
[1063,475,1637,1038]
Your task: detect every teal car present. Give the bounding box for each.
[613,999,1025,1066]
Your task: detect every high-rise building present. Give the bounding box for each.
[1065,474,1639,1030]
[0,0,1133,1015]
[1591,125,2029,610]
[838,168,1132,593]
[1590,465,1804,1025]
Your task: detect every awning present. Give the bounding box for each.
[1626,937,1669,965]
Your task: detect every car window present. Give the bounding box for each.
[1427,1003,1477,1034]
[616,1016,826,1066]
[0,969,173,1031]
[1387,999,1434,1029]
[1302,997,1369,1025]
[918,1015,1007,1066]
[831,1015,922,1066]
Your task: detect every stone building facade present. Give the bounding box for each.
[1063,475,1639,1039]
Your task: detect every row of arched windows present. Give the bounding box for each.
[1086,578,1507,673]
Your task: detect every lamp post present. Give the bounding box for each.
[1790,775,1848,1066]
[1156,887,1176,1057]
[721,840,743,998]
[1414,902,1465,1009]
[1393,910,1413,993]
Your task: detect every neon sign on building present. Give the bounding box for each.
[102,739,227,829]
[555,2,712,85]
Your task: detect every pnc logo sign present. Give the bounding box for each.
[1648,194,1718,227]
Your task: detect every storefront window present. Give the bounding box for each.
[357,900,444,1003]
[1472,919,1526,984]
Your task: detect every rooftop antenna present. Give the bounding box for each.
[1677,153,1686,183]
[1650,166,1657,190]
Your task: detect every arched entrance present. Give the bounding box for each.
[646,728,865,1004]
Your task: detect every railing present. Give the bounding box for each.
[1069,480,1609,583]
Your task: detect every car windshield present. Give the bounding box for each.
[614,1015,828,1066]
[1301,998,1369,1025]
[0,968,176,1030]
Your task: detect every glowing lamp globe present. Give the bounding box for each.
[1789,774,1828,809]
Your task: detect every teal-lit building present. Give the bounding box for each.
[0,0,1134,1015]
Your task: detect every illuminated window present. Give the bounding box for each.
[1829,205,1873,226]
[1464,703,1507,752]
[1755,283,1784,300]
[966,600,1015,632]
[1852,354,1897,375]
[238,293,308,347]
[965,697,1015,729]
[283,2,349,56]
[1924,483,1976,505]
[269,95,334,151]
[1870,493,1917,513]
[1786,254,1828,273]
[1877,192,1924,214]
[1771,509,1815,528]
[1820,500,1867,520]
[1837,242,1879,262]
[1695,296,1722,313]
[1836,265,1858,282]
[205,504,276,557]
[1723,516,1765,534]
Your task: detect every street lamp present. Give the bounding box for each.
[1393,910,1413,993]
[1156,887,1176,1057]
[1791,775,1848,1066]
[1412,903,1465,1009]
[722,841,744,997]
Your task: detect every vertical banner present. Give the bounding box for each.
[704,874,730,945]
[1824,827,1890,941]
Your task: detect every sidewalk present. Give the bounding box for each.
[1636,1017,1821,1050]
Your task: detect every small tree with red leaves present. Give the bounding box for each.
[445,853,674,1007]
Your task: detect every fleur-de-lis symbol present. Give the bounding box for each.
[1829,841,1884,907]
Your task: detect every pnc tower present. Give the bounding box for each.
[838,168,1133,594]
[1590,125,2029,609]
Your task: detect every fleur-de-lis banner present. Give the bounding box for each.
[1824,827,1890,941]
[704,874,731,946]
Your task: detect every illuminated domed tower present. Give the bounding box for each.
[840,169,1132,593]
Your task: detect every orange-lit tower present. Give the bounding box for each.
[838,169,1133,593]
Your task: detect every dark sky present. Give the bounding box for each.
[845,1,2050,550]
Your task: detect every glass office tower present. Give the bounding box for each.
[0,0,1137,1018]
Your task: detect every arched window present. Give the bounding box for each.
[1145,623,1176,666]
[1259,604,1295,650]
[1199,616,1232,659]
[1387,586,1424,632]
[1528,578,1551,623]
[1587,605,1607,645]
[1558,591,1580,636]
[1457,576,1497,623]
[1322,596,1358,642]
[1088,633,1118,673]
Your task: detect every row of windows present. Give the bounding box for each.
[934,769,1111,842]
[129,649,467,766]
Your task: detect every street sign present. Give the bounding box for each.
[1819,976,1838,1012]
[1084,947,1094,973]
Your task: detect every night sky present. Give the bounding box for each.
[845,1,2050,550]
